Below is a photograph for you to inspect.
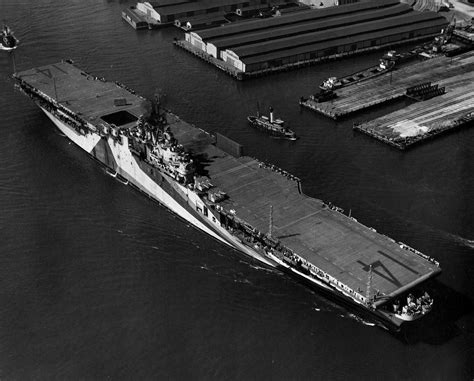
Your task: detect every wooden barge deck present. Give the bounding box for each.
[300,51,474,119]
[15,61,441,311]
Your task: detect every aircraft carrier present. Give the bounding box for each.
[14,61,441,329]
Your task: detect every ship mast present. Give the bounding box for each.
[268,204,273,238]
[53,77,58,102]
[366,264,373,305]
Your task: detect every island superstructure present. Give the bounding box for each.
[14,61,441,329]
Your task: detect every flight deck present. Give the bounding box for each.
[15,61,441,311]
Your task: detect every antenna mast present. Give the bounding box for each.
[268,204,273,238]
[53,76,58,102]
[366,265,373,305]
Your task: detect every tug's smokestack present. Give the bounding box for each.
[269,106,274,123]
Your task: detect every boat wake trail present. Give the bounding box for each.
[312,305,379,328]
[247,263,278,274]
[395,213,474,250]
[443,232,474,249]
[344,313,377,327]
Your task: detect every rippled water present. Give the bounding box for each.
[0,1,473,379]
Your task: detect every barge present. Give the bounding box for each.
[14,61,441,330]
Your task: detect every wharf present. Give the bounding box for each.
[353,70,474,149]
[15,61,441,308]
[176,34,441,80]
[301,51,474,119]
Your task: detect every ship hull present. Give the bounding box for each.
[34,105,419,331]
[267,252,407,330]
[40,106,278,268]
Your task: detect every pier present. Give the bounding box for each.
[300,51,474,120]
[353,70,474,149]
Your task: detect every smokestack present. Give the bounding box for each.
[269,106,274,123]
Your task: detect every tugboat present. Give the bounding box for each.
[1,24,19,51]
[247,105,297,140]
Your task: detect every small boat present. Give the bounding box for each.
[1,24,19,51]
[116,174,129,185]
[309,89,338,103]
[247,105,297,140]
[106,168,129,185]
[106,168,118,178]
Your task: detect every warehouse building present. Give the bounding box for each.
[181,0,448,76]
[299,0,360,7]
[137,0,296,24]
[200,3,413,59]
[188,0,398,45]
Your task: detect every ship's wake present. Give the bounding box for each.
[344,313,377,327]
[312,303,379,329]
[444,233,474,249]
[399,215,473,250]
[247,263,278,274]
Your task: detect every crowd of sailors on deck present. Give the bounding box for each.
[84,74,106,82]
[255,159,300,182]
[217,197,367,302]
[114,81,137,95]
[18,81,90,133]
[393,292,433,316]
[399,242,440,266]
[281,248,366,301]
[326,202,344,214]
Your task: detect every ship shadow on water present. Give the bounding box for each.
[393,280,473,345]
